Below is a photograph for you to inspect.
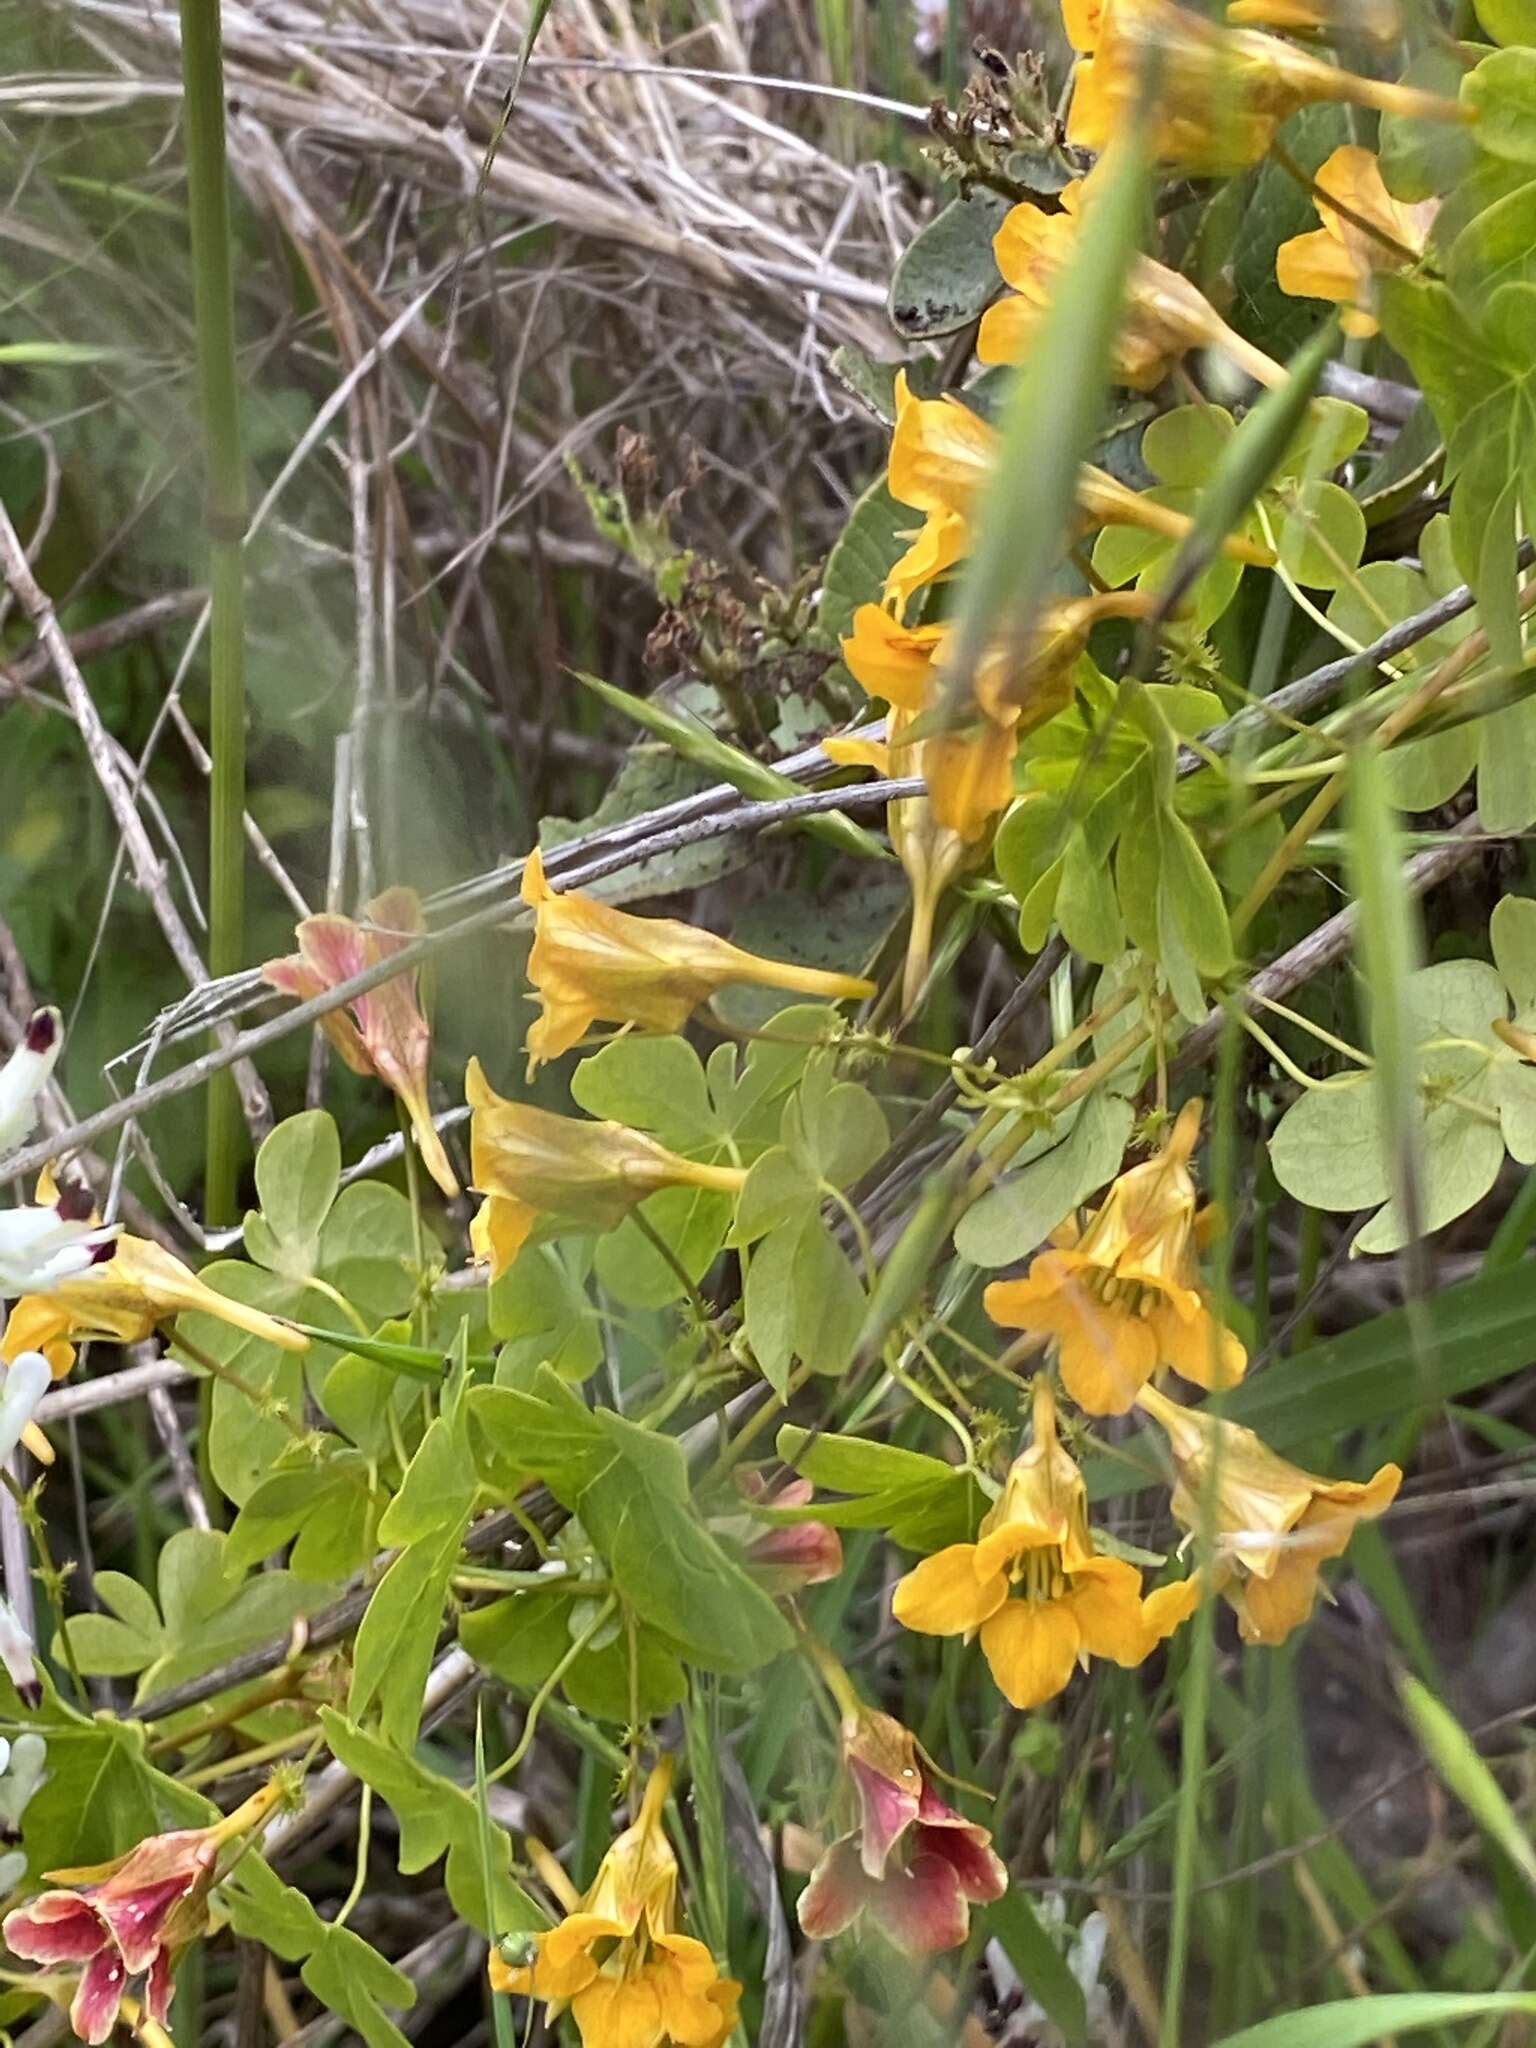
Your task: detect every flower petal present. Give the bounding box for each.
[571,1968,666,2048]
[1055,1295,1159,1416]
[1066,1556,1152,1666]
[915,1821,1009,1906]
[849,1753,922,1879]
[797,1836,869,1941]
[892,1545,1008,1637]
[2,1891,108,1963]
[980,1598,1082,1709]
[868,1849,973,1955]
[69,1946,128,2047]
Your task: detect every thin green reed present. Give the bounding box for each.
[179,0,248,1225]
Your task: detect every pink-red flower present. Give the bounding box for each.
[263,888,458,1197]
[798,1706,1006,1954]
[3,1785,280,2044]
[738,1475,843,1592]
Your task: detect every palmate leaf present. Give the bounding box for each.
[774,1426,989,1550]
[226,1857,415,2048]
[1268,960,1512,1253]
[1379,276,1536,693]
[460,1583,687,1721]
[467,1371,792,1673]
[55,1528,321,1702]
[21,1705,212,1876]
[319,1712,543,1934]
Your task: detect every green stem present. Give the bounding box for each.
[180,0,249,1226]
[1160,1016,1242,2046]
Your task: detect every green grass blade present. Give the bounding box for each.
[939,130,1149,719]
[1148,320,1336,629]
[474,1702,518,2048]
[982,1893,1087,2045]
[1399,1674,1536,1889]
[477,0,557,196]
[1347,714,1431,1306]
[1210,1994,1536,2048]
[575,670,889,862]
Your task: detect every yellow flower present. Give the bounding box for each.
[826,714,986,1014]
[490,1757,740,2048]
[1062,0,1106,49]
[465,1058,746,1280]
[519,850,874,1074]
[1135,1383,1401,1645]
[1,1294,78,1381]
[1068,0,1466,173]
[983,1100,1246,1417]
[1276,145,1438,338]
[885,372,1269,615]
[263,888,458,1198]
[833,596,1143,1009]
[979,179,1286,391]
[893,1382,1199,1708]
[1225,0,1401,38]
[2,1196,308,1384]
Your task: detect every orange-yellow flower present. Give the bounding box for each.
[1276,145,1438,338]
[490,1757,739,2048]
[263,888,458,1198]
[1068,0,1465,173]
[979,179,1286,391]
[1136,1383,1401,1645]
[983,1101,1246,1417]
[2,1190,308,1384]
[885,372,1269,615]
[465,1058,746,1280]
[832,594,1149,1008]
[892,1382,1200,1708]
[520,850,874,1074]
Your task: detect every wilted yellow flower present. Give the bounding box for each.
[490,1756,740,2048]
[826,713,990,1014]
[1225,0,1401,37]
[885,372,1270,614]
[2,1191,308,1382]
[520,850,874,1074]
[980,179,1286,391]
[1136,1383,1401,1644]
[1068,0,1465,173]
[263,888,458,1198]
[893,1382,1199,1708]
[1276,145,1438,338]
[465,1058,746,1280]
[984,1101,1245,1417]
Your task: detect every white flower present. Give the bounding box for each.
[0,1354,50,1468]
[0,1597,35,1697]
[0,1010,62,1159]
[0,1733,46,1832]
[0,1199,116,1296]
